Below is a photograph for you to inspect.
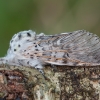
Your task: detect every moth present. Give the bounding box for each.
[0,30,100,73]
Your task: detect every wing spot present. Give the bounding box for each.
[73,62,79,66]
[24,50,26,52]
[30,57,33,59]
[42,53,46,55]
[67,53,69,57]
[18,44,21,47]
[63,59,67,63]
[27,32,31,37]
[42,48,45,51]
[36,56,40,57]
[27,61,29,64]
[34,64,38,67]
[26,39,30,41]
[14,49,16,51]
[54,55,56,57]
[18,34,21,39]
[11,40,13,43]
[35,45,37,47]
[6,60,8,62]
[38,44,40,46]
[35,49,39,51]
[48,58,51,60]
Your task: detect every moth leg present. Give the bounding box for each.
[27,59,45,75]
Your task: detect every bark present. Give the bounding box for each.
[0,64,100,100]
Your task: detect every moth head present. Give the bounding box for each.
[10,30,36,45]
[8,30,36,53]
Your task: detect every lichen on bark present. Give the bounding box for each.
[0,64,100,100]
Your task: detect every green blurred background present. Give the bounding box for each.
[0,0,100,56]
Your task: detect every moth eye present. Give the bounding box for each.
[18,44,21,47]
[27,32,31,37]
[14,49,16,51]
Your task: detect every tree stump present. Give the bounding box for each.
[0,65,100,100]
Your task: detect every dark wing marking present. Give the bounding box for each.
[34,30,100,66]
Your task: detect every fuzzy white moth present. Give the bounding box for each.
[0,30,100,73]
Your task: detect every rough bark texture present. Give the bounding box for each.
[0,65,100,100]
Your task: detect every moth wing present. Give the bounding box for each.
[37,30,100,66]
